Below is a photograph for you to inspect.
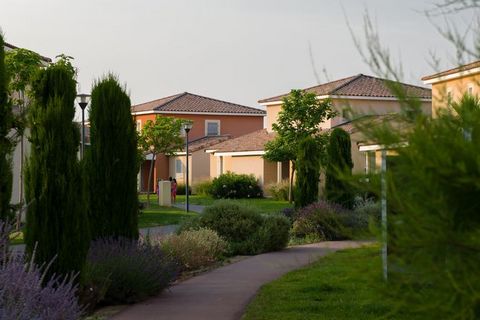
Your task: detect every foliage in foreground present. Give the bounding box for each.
[179,201,290,255]
[162,228,227,271]
[85,237,177,305]
[361,95,480,320]
[210,172,263,199]
[243,246,420,320]
[0,222,82,320]
[87,75,138,240]
[25,58,89,277]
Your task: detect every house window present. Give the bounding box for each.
[468,84,474,96]
[205,120,220,136]
[366,152,376,174]
[175,159,183,174]
[136,120,142,132]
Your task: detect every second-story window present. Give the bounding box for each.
[468,84,474,96]
[205,120,220,136]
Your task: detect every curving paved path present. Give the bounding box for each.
[112,241,369,320]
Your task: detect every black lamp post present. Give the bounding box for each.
[77,94,90,159]
[183,122,193,212]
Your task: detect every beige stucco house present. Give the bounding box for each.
[207,74,432,187]
[422,60,480,116]
[132,92,265,191]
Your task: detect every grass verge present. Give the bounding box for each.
[175,194,292,214]
[138,194,196,228]
[243,246,419,320]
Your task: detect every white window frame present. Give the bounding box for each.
[205,120,221,136]
[136,120,142,132]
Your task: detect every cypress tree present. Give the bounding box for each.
[325,128,354,209]
[24,59,89,276]
[0,34,14,221]
[295,136,321,208]
[87,74,138,239]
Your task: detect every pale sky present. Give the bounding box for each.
[0,0,472,113]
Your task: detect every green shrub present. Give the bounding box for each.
[176,183,192,195]
[162,228,227,271]
[210,172,263,199]
[255,215,291,252]
[201,201,263,255]
[193,180,213,196]
[177,215,202,234]
[265,180,291,201]
[180,201,289,255]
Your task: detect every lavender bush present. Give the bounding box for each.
[0,222,82,320]
[292,201,363,240]
[86,237,177,305]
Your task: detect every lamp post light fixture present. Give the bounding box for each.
[183,122,193,212]
[77,93,91,159]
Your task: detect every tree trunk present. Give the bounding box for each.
[288,161,296,203]
[16,91,25,231]
[146,152,156,208]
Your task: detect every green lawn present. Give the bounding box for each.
[9,230,24,245]
[243,246,418,320]
[138,194,197,228]
[176,194,292,214]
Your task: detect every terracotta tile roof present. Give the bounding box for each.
[132,92,265,115]
[182,135,232,153]
[422,60,480,81]
[4,42,52,63]
[208,129,275,153]
[258,74,431,103]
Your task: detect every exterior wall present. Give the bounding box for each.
[265,98,432,132]
[134,113,264,140]
[223,155,265,184]
[263,160,278,186]
[430,74,480,116]
[169,151,210,185]
[265,104,282,132]
[332,99,431,126]
[192,151,211,182]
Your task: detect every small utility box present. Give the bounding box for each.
[158,180,172,207]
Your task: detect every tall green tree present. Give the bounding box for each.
[264,89,335,202]
[325,128,354,209]
[24,57,89,276]
[4,46,42,226]
[87,75,138,239]
[0,34,14,221]
[294,136,321,208]
[138,116,187,207]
